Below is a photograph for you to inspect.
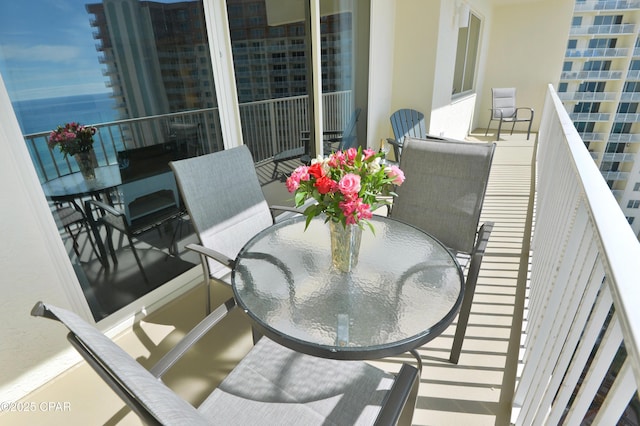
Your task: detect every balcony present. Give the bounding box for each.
[565,47,629,58]
[569,23,636,36]
[560,70,624,81]
[568,112,611,121]
[558,91,618,102]
[6,86,640,425]
[574,0,640,11]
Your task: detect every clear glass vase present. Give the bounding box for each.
[74,151,96,180]
[329,221,362,272]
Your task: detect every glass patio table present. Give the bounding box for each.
[232,215,464,360]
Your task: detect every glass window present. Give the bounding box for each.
[563,62,573,71]
[558,82,568,92]
[0,0,223,321]
[572,16,582,26]
[633,182,640,191]
[452,12,481,95]
[588,38,616,48]
[568,39,578,49]
[227,0,368,162]
[627,200,640,209]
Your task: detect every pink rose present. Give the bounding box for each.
[386,165,405,185]
[286,165,310,192]
[338,173,361,195]
[362,148,375,160]
[345,148,357,162]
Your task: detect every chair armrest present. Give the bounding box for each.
[374,363,420,426]
[185,243,235,269]
[269,205,303,214]
[489,108,506,119]
[386,137,402,149]
[150,297,237,378]
[515,107,534,120]
[85,199,124,218]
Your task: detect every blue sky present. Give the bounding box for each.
[0,0,109,101]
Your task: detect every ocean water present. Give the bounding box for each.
[13,93,121,180]
[13,92,119,135]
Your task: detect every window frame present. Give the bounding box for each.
[452,11,481,97]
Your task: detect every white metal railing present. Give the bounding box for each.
[557,92,617,102]
[574,0,640,11]
[569,23,636,36]
[565,48,629,58]
[25,91,352,183]
[511,85,640,424]
[560,70,623,80]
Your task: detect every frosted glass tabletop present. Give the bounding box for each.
[232,215,464,360]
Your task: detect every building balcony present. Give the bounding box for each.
[574,0,640,11]
[569,112,611,121]
[609,133,640,142]
[602,152,637,162]
[615,112,640,122]
[560,70,624,80]
[558,91,618,102]
[620,92,640,101]
[566,47,629,58]
[569,23,636,36]
[7,86,640,425]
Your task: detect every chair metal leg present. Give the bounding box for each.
[126,234,149,283]
[484,118,493,137]
[450,222,494,364]
[496,119,503,141]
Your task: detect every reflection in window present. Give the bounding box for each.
[0,0,222,321]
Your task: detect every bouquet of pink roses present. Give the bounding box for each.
[286,147,405,230]
[48,122,97,158]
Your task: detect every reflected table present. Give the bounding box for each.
[42,165,122,266]
[232,215,464,360]
[41,164,122,201]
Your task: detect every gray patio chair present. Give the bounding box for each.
[484,87,534,140]
[31,301,420,425]
[389,136,496,364]
[170,145,300,313]
[386,109,447,162]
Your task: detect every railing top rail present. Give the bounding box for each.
[545,83,640,384]
[24,107,220,139]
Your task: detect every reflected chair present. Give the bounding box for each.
[388,136,496,364]
[32,301,419,425]
[170,145,301,313]
[85,199,186,284]
[484,87,534,140]
[272,108,361,180]
[51,201,100,261]
[386,109,447,163]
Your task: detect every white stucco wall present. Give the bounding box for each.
[476,0,574,133]
[0,75,91,402]
[374,0,573,140]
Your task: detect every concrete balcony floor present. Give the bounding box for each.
[6,130,534,425]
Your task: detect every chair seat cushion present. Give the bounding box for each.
[198,338,394,425]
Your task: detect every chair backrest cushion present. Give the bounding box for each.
[36,303,208,425]
[390,109,427,143]
[491,87,517,119]
[170,146,273,276]
[392,137,496,254]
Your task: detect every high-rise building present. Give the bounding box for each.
[559,0,640,238]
